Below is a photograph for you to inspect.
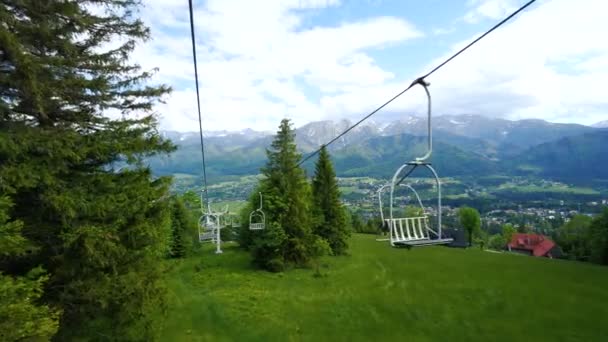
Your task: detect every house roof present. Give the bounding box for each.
[508,233,556,257]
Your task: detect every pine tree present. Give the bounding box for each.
[170,196,197,258]
[1,1,174,339]
[238,190,260,250]
[589,207,608,265]
[250,119,315,270]
[350,212,365,233]
[0,197,60,341]
[311,146,350,255]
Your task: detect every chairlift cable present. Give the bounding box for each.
[297,0,537,167]
[188,0,210,211]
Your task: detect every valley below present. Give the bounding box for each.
[157,114,608,217]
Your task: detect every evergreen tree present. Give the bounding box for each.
[350,212,365,233]
[238,190,260,250]
[0,198,60,341]
[0,269,60,341]
[251,221,288,272]
[311,146,350,255]
[589,207,608,265]
[1,1,174,339]
[249,119,314,270]
[169,196,197,258]
[555,215,593,260]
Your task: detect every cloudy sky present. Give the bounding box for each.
[131,0,608,131]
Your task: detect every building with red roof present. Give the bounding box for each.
[507,233,561,258]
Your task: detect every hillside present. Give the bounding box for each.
[294,114,593,155]
[511,130,608,180]
[592,120,608,128]
[332,134,497,177]
[148,133,496,180]
[148,116,606,182]
[161,235,608,341]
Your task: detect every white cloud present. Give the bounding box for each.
[463,0,521,24]
[134,0,608,132]
[426,0,608,125]
[303,0,608,126]
[131,0,421,131]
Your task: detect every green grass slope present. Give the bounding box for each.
[161,235,608,341]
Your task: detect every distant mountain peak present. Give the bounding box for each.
[591,120,608,128]
[161,114,593,156]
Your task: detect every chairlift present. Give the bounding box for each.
[386,78,453,247]
[249,192,266,230]
[197,192,226,254]
[199,213,220,243]
[377,183,427,242]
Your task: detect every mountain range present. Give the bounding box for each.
[149,114,607,182]
[592,120,608,128]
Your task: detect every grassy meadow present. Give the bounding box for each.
[161,234,608,341]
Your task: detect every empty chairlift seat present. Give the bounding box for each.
[249,192,266,230]
[384,78,452,248]
[385,216,453,247]
[199,214,220,243]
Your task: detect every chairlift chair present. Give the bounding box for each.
[378,183,429,242]
[199,213,220,243]
[249,192,266,230]
[386,78,453,247]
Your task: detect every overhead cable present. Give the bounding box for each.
[297,0,537,167]
[188,0,210,211]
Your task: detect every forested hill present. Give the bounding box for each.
[148,122,607,182]
[330,134,498,177]
[510,130,608,180]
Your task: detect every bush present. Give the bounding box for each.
[169,196,198,258]
[488,234,507,250]
[310,237,332,277]
[250,223,287,272]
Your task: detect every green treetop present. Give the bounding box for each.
[311,146,350,255]
[1,1,174,339]
[459,206,481,247]
[249,119,315,271]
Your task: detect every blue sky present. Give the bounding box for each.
[130,0,608,131]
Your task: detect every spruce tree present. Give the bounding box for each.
[1,1,174,339]
[589,207,608,265]
[169,196,197,258]
[0,198,60,341]
[238,190,260,250]
[311,146,350,255]
[250,119,315,270]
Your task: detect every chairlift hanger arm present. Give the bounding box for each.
[258,192,263,211]
[414,79,432,163]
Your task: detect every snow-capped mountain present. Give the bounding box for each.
[150,114,606,181]
[161,128,271,144]
[161,114,595,156]
[592,120,608,128]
